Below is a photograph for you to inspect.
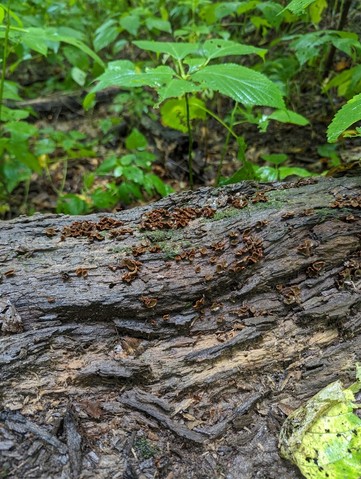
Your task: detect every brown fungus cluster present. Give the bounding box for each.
[140,206,215,230]
[61,217,127,241]
[331,194,361,209]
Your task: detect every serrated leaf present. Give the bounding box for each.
[327,93,361,142]
[133,40,200,60]
[91,60,175,92]
[199,39,267,61]
[192,64,285,108]
[283,0,318,15]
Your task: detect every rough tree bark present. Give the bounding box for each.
[0,176,360,479]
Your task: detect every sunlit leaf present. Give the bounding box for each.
[160,97,206,132]
[279,366,361,479]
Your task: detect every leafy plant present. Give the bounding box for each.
[89,38,287,187]
[0,3,104,214]
[57,128,172,215]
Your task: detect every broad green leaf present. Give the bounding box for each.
[309,0,327,24]
[199,39,267,61]
[133,40,200,60]
[120,14,140,36]
[125,128,147,150]
[4,121,38,140]
[160,97,206,132]
[2,81,22,101]
[123,165,144,183]
[221,160,258,184]
[91,60,175,92]
[3,157,31,193]
[21,27,49,55]
[268,109,309,125]
[192,64,285,108]
[91,187,118,209]
[283,0,318,15]
[278,166,314,179]
[144,173,173,196]
[156,79,202,104]
[94,19,119,52]
[200,2,240,24]
[45,30,105,67]
[56,194,90,215]
[145,17,172,33]
[237,1,260,15]
[327,93,361,142]
[7,142,41,172]
[279,368,361,479]
[0,106,29,122]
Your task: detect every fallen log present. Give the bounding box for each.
[0,176,360,479]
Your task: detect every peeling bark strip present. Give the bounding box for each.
[0,177,360,479]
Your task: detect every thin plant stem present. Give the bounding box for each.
[0,2,11,191]
[216,102,238,185]
[185,93,194,189]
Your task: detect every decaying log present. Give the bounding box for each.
[0,176,360,479]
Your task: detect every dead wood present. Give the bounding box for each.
[0,176,360,479]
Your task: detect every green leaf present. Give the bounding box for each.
[91,60,175,92]
[3,157,31,193]
[283,0,318,15]
[83,92,96,111]
[145,17,172,33]
[279,368,361,479]
[261,153,288,165]
[123,165,144,183]
[120,14,140,36]
[160,97,206,133]
[0,106,29,121]
[144,173,173,196]
[125,128,147,150]
[199,39,267,61]
[96,155,118,174]
[268,109,309,125]
[278,166,314,179]
[4,121,38,140]
[91,187,118,209]
[133,40,200,60]
[192,64,285,108]
[2,81,22,101]
[56,194,90,215]
[94,19,119,52]
[221,160,258,184]
[45,29,105,68]
[71,66,86,86]
[156,79,202,104]
[327,93,361,142]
